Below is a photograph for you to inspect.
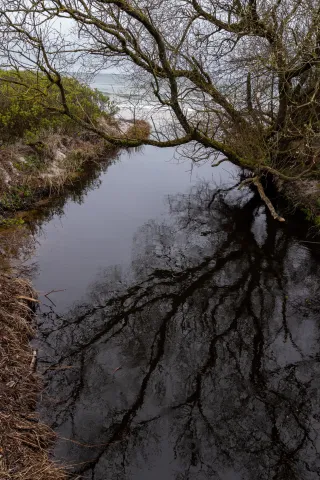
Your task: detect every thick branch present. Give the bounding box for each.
[253,177,285,222]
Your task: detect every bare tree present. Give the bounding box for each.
[1,0,320,216]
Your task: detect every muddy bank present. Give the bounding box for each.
[274,177,320,228]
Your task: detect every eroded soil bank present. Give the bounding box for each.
[0,119,150,227]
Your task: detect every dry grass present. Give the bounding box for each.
[125,120,151,141]
[275,176,320,225]
[33,136,109,194]
[0,274,66,480]
[0,133,111,211]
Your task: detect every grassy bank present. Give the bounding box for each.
[273,177,320,229]
[0,131,114,225]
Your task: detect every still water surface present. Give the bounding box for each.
[27,82,320,479]
[31,147,220,312]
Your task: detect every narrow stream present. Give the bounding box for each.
[28,140,320,478]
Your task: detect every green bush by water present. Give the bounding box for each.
[0,217,25,228]
[0,70,118,142]
[0,186,33,210]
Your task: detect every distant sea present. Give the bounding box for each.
[91,73,153,119]
[92,73,134,101]
[91,72,195,124]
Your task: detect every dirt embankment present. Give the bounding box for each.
[0,119,150,226]
[274,177,320,228]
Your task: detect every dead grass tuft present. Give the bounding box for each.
[0,274,66,480]
[125,120,151,141]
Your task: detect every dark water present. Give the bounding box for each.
[29,145,320,479]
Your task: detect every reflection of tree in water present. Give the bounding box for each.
[38,181,320,480]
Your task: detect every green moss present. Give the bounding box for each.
[0,217,25,228]
[301,207,313,222]
[14,154,44,172]
[0,186,33,210]
[315,216,320,227]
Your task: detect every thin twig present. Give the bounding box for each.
[43,289,66,297]
[58,436,121,449]
[112,366,122,374]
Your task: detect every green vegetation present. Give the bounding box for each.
[0,70,118,142]
[0,186,33,210]
[301,208,313,222]
[13,154,44,172]
[0,217,25,228]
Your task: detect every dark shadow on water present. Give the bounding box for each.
[36,180,320,480]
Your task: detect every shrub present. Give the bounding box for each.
[125,120,151,141]
[0,217,25,228]
[0,70,118,142]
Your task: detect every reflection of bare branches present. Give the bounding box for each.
[36,181,320,479]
